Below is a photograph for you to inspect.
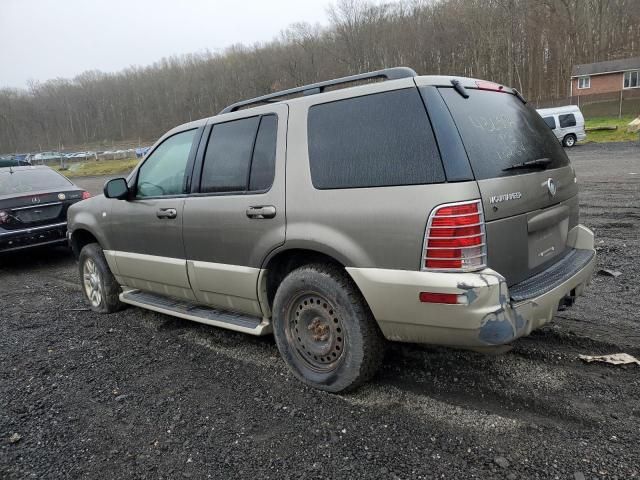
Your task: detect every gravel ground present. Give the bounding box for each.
[1,142,639,479]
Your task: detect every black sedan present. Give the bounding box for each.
[0,166,90,253]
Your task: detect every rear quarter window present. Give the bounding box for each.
[307,88,445,189]
[559,114,576,128]
[439,88,569,180]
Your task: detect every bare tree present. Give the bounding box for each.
[1,0,638,153]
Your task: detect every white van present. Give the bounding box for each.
[536,105,586,147]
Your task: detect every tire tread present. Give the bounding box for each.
[78,243,125,314]
[272,262,385,392]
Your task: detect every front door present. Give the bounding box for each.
[108,128,200,300]
[182,105,287,315]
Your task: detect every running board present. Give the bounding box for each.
[120,290,272,336]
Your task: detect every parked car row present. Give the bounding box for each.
[0,147,152,165]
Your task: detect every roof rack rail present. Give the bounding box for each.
[220,66,417,114]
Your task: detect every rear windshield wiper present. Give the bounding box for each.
[502,157,552,172]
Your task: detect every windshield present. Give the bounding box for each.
[0,168,72,196]
[438,88,569,179]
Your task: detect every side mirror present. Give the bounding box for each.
[103,178,129,199]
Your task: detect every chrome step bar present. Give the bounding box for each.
[120,289,272,336]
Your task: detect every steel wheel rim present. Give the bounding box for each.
[566,136,575,146]
[285,293,346,373]
[83,258,102,307]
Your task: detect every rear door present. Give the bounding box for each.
[438,87,579,285]
[182,105,287,316]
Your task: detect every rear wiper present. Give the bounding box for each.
[450,79,469,98]
[502,157,552,171]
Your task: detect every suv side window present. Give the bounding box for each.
[200,114,277,193]
[136,129,197,198]
[543,116,556,129]
[307,88,444,189]
[249,115,278,191]
[559,114,576,128]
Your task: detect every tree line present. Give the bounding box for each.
[1,0,639,153]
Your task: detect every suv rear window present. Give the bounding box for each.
[439,88,569,180]
[307,88,444,189]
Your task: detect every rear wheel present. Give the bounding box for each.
[563,134,576,147]
[272,263,385,392]
[78,243,125,313]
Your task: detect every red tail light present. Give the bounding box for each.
[81,191,92,200]
[475,80,505,92]
[422,200,487,271]
[419,292,461,304]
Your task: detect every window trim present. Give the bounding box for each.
[247,115,278,192]
[193,113,278,197]
[577,76,590,89]
[623,70,640,89]
[131,127,203,200]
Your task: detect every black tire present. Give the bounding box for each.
[272,263,385,392]
[78,243,125,313]
[563,134,576,147]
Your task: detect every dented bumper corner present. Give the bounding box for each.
[346,225,596,348]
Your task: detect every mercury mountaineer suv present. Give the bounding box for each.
[67,67,596,392]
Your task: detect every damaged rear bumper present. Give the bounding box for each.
[346,225,596,348]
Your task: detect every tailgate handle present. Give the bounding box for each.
[528,205,569,233]
[246,205,276,219]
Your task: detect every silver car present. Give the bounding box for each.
[537,105,587,147]
[68,68,596,392]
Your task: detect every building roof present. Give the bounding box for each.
[572,56,640,77]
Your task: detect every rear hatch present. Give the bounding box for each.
[438,86,579,286]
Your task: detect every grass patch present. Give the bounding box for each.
[52,157,140,177]
[583,116,639,143]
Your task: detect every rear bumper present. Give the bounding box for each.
[346,224,596,348]
[0,222,68,252]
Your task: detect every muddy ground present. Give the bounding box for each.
[1,142,639,479]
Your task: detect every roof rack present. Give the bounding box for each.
[220,66,417,114]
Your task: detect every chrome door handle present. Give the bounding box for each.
[246,205,276,219]
[156,208,177,219]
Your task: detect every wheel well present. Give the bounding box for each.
[264,249,345,309]
[70,229,99,258]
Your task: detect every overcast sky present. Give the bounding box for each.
[0,0,331,89]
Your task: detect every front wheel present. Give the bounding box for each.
[563,134,576,147]
[78,243,125,313]
[272,263,385,392]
